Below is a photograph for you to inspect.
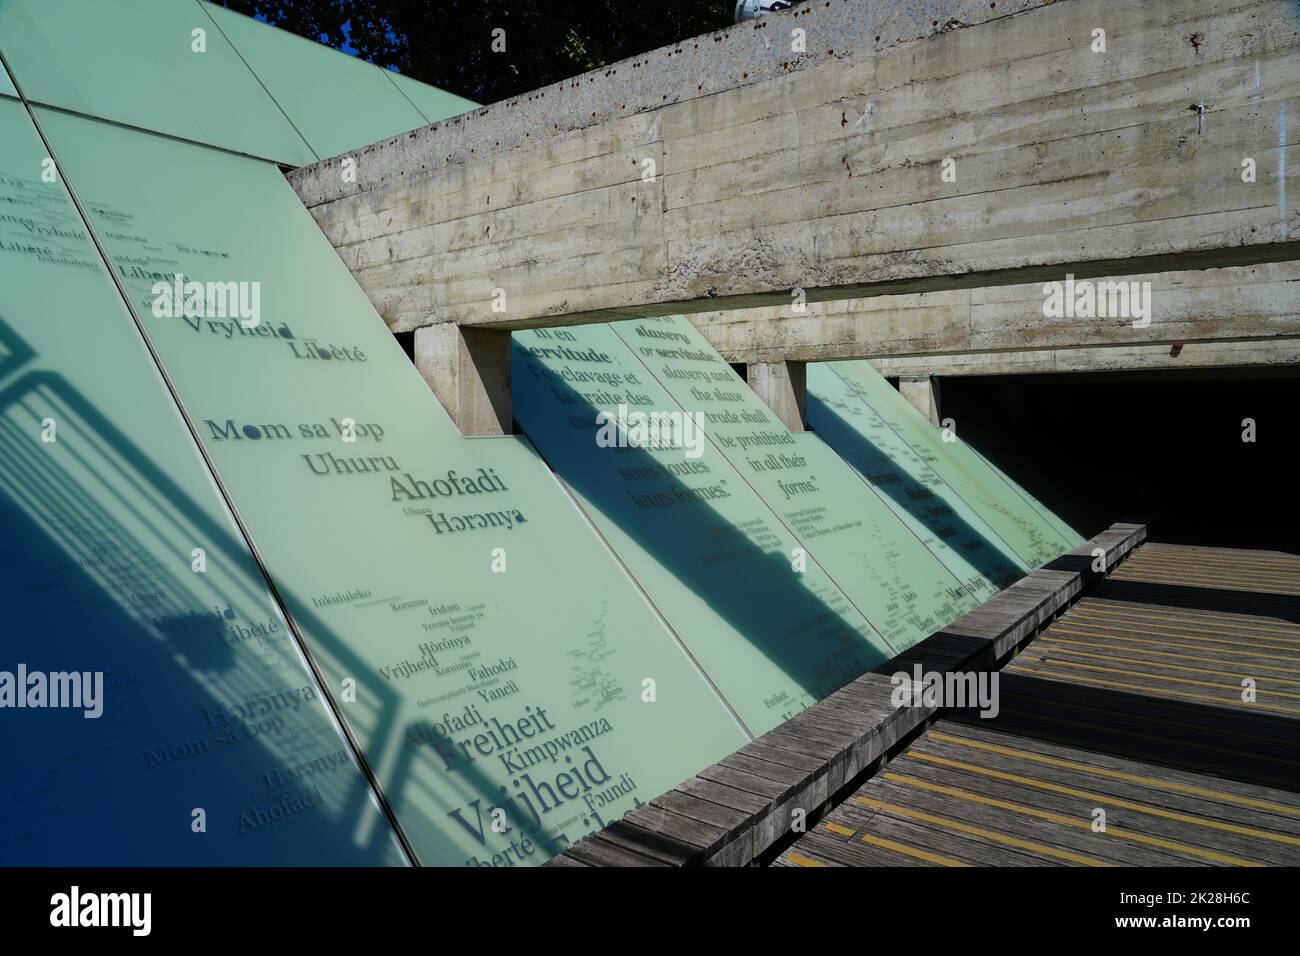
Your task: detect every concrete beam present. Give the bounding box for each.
[291,0,1300,333]
[746,360,807,431]
[899,376,942,425]
[689,261,1300,365]
[414,324,512,435]
[869,338,1300,377]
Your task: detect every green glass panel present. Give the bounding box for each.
[971,446,1085,547]
[513,323,891,733]
[608,317,981,650]
[807,362,1026,594]
[0,60,15,98]
[829,360,1075,568]
[207,6,429,159]
[40,108,747,865]
[0,98,404,864]
[0,0,314,165]
[387,72,479,125]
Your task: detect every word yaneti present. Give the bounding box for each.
[0,665,103,718]
[595,404,706,460]
[50,886,151,936]
[889,665,999,719]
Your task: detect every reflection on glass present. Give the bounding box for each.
[0,99,405,864]
[39,107,748,866]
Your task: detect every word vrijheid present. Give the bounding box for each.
[0,664,103,718]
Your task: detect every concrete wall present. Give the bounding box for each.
[689,261,1300,369]
[290,0,1300,334]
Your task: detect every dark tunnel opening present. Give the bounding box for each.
[941,367,1298,553]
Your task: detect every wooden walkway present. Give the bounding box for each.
[777,543,1300,867]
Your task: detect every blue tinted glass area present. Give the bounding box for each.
[206,5,429,159]
[0,0,314,165]
[0,98,405,865]
[0,60,15,98]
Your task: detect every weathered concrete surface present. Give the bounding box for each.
[870,338,1300,377]
[747,360,807,431]
[414,324,512,435]
[291,0,1300,334]
[899,375,941,425]
[689,261,1300,366]
[291,0,1050,200]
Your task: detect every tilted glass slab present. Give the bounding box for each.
[608,316,981,651]
[206,5,429,160]
[0,98,405,865]
[971,446,1085,547]
[0,59,15,98]
[513,323,889,734]
[39,107,748,865]
[806,362,1026,595]
[827,361,1075,569]
[0,0,314,165]
[386,72,480,126]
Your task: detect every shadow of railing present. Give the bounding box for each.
[0,359,404,864]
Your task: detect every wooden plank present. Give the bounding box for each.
[550,522,1149,865]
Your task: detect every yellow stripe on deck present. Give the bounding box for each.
[908,751,1300,847]
[851,795,1111,866]
[881,773,1263,867]
[860,833,970,867]
[929,732,1300,816]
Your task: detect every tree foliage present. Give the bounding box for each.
[215,1,734,104]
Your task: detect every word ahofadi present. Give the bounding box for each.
[151,272,262,329]
[1042,273,1152,328]
[595,404,706,460]
[0,664,104,718]
[889,664,999,719]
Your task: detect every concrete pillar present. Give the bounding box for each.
[899,375,941,427]
[414,324,512,436]
[746,360,807,432]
